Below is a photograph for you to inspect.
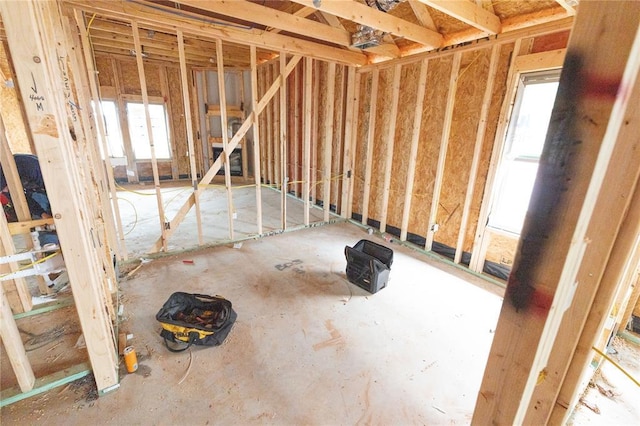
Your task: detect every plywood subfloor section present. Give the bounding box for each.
[2,222,504,424]
[116,181,326,257]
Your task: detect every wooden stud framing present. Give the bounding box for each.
[468,39,522,273]
[292,65,301,198]
[202,71,213,168]
[215,38,235,241]
[159,66,179,180]
[323,62,336,222]
[280,52,288,230]
[0,205,32,314]
[149,55,301,251]
[303,57,313,226]
[425,52,461,251]
[310,61,320,205]
[453,45,500,263]
[379,63,402,233]
[259,66,268,186]
[112,59,139,182]
[340,66,357,218]
[273,62,281,192]
[250,46,263,234]
[178,30,203,245]
[345,72,361,221]
[132,21,168,251]
[361,68,379,226]
[331,66,345,212]
[265,65,274,185]
[473,3,640,423]
[0,274,35,392]
[1,0,118,391]
[400,58,428,241]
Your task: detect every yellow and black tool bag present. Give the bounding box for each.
[156,292,237,352]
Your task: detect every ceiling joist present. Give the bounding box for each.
[65,0,368,66]
[288,0,443,49]
[416,0,502,34]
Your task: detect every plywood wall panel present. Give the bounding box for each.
[368,66,394,222]
[485,232,518,267]
[464,43,515,252]
[351,72,372,217]
[331,64,346,212]
[0,42,31,153]
[436,49,491,248]
[407,56,452,236]
[387,62,421,232]
[94,55,114,87]
[315,61,328,206]
[166,66,189,177]
[120,59,162,97]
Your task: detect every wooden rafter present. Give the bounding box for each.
[408,0,438,30]
[173,0,352,47]
[416,0,501,34]
[66,0,367,66]
[289,0,443,48]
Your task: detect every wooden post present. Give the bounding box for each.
[215,39,235,240]
[131,21,168,251]
[311,61,319,205]
[425,52,461,251]
[323,62,336,222]
[345,72,361,221]
[1,0,118,391]
[400,58,428,241]
[361,68,379,226]
[379,63,402,233]
[340,66,357,218]
[293,65,300,198]
[303,57,313,225]
[178,30,203,245]
[454,45,500,263]
[250,47,263,234]
[473,2,640,423]
[0,279,35,392]
[266,65,274,186]
[273,62,281,192]
[280,52,288,230]
[331,65,345,212]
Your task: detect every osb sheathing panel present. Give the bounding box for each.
[331,64,346,211]
[94,55,114,87]
[531,30,570,53]
[427,8,472,35]
[119,59,162,97]
[493,0,560,20]
[387,61,421,232]
[166,66,189,177]
[464,43,514,252]
[407,56,452,236]
[0,42,30,153]
[485,232,518,267]
[435,49,492,248]
[315,61,328,205]
[351,72,372,217]
[367,66,394,222]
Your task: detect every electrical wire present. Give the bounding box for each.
[592,346,640,388]
[117,196,138,235]
[0,250,62,280]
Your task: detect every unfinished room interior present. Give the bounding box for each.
[1,0,639,424]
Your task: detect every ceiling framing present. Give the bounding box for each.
[54,0,576,68]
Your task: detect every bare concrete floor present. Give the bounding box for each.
[2,222,505,424]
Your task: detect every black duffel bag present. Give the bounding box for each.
[156,292,237,352]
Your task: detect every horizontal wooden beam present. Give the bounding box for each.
[67,0,368,66]
[173,0,352,47]
[289,0,443,48]
[417,0,502,34]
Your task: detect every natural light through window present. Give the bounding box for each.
[101,100,124,158]
[127,102,171,160]
[488,70,560,234]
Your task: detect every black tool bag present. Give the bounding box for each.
[156,292,237,352]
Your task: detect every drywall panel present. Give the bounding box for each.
[407,56,452,236]
[435,49,492,248]
[387,61,421,233]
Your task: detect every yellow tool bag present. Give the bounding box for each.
[156,292,237,352]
